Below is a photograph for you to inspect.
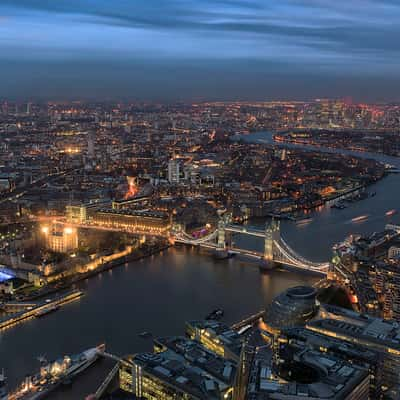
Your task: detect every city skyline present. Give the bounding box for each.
[1,100,400,399]
[1,0,400,101]
[2,2,400,399]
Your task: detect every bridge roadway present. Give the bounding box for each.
[225,224,266,237]
[174,229,329,275]
[230,245,329,275]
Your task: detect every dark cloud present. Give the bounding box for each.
[0,0,399,100]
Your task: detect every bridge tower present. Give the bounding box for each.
[214,213,232,259]
[217,218,226,250]
[262,218,280,269]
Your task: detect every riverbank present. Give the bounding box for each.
[274,130,400,159]
[21,241,171,302]
[0,290,83,331]
[238,130,400,168]
[2,131,400,389]
[232,130,387,219]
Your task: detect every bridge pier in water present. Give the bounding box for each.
[260,218,280,270]
[213,216,231,259]
[172,214,329,275]
[214,215,231,260]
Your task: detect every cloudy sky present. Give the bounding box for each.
[1,0,399,101]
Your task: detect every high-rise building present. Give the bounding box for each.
[87,131,95,159]
[168,158,181,184]
[372,260,400,321]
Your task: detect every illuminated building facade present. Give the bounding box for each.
[119,358,134,393]
[153,337,236,396]
[185,320,242,362]
[373,260,400,321]
[90,209,170,235]
[41,224,78,253]
[66,205,87,224]
[130,352,227,399]
[119,336,236,399]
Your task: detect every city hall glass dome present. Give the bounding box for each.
[264,286,319,331]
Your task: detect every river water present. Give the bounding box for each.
[1,131,400,390]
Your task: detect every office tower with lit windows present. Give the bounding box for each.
[186,320,242,362]
[372,260,400,322]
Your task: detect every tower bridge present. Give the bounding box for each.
[173,216,329,276]
[55,210,329,276]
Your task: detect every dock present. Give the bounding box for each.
[49,357,118,400]
[0,290,83,331]
[231,310,265,331]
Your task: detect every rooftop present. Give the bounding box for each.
[308,304,400,352]
[132,352,226,400]
[186,320,243,357]
[96,208,168,219]
[248,347,369,399]
[154,336,237,385]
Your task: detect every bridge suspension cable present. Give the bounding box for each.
[279,236,329,270]
[274,237,329,272]
[174,229,218,245]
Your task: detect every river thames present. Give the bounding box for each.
[1,131,400,389]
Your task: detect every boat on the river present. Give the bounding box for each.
[386,209,397,217]
[296,218,313,226]
[351,215,369,223]
[206,309,224,321]
[7,344,105,400]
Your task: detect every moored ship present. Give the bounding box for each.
[8,345,105,400]
[34,305,60,318]
[205,308,224,321]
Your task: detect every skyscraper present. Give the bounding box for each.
[87,131,95,159]
[168,158,181,184]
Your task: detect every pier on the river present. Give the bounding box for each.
[0,290,83,331]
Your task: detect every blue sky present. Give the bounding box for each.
[1,0,400,100]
